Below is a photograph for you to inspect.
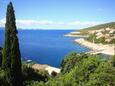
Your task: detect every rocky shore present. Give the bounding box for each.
[75,38,115,56]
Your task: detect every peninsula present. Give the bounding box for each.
[66,22,115,56]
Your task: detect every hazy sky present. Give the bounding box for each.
[0,0,115,29]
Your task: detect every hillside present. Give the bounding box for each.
[65,22,115,44]
[78,22,115,44]
[79,22,115,31]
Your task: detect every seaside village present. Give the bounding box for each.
[66,27,115,56]
[88,28,115,42]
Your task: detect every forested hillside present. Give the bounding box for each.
[80,22,115,31]
[24,53,115,86]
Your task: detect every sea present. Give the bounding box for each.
[0,28,90,67]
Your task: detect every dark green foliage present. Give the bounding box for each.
[24,53,115,86]
[2,2,22,86]
[110,38,115,44]
[67,56,101,85]
[10,36,22,86]
[61,52,78,73]
[96,37,106,43]
[86,33,107,44]
[0,47,2,67]
[110,55,115,67]
[61,52,88,73]
[86,34,96,42]
[19,53,115,86]
[22,64,49,82]
[86,62,115,86]
[24,81,45,86]
[46,55,115,86]
[42,55,100,86]
[51,71,57,77]
[0,68,9,86]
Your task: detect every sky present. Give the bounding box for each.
[0,0,115,30]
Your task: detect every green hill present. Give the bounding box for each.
[79,22,115,31]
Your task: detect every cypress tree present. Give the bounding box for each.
[2,2,12,86]
[11,36,22,86]
[0,47,2,67]
[2,2,22,86]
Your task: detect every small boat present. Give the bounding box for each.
[26,59,32,63]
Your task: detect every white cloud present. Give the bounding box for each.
[0,18,5,27]
[0,18,65,29]
[0,18,103,29]
[68,21,103,26]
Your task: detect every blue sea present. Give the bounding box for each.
[0,28,90,67]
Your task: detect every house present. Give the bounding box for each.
[105,39,111,42]
[88,30,96,34]
[109,29,115,34]
[105,27,110,31]
[96,32,103,36]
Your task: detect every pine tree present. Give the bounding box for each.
[2,2,22,86]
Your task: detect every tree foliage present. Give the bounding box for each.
[2,2,22,86]
[22,64,49,82]
[23,53,115,86]
[0,47,2,67]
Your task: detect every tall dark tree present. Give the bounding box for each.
[2,2,22,86]
[0,47,2,67]
[10,36,22,86]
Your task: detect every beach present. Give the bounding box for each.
[32,64,61,75]
[75,38,115,56]
[64,34,88,38]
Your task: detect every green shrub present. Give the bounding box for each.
[23,53,115,86]
[86,62,115,86]
[0,69,9,86]
[22,64,49,82]
[61,52,88,73]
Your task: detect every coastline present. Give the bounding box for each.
[64,34,88,38]
[32,64,61,75]
[74,38,114,56]
[30,37,114,75]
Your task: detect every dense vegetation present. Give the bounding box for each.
[85,32,115,44]
[23,53,115,86]
[2,52,113,86]
[86,33,106,44]
[22,63,49,82]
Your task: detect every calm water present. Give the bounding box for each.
[0,28,90,67]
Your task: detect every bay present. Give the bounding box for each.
[0,28,90,67]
